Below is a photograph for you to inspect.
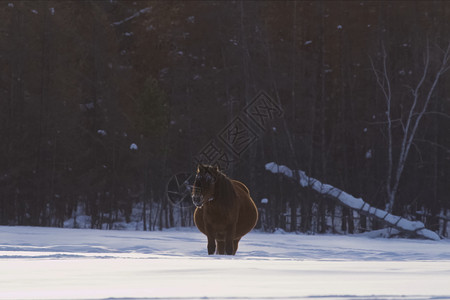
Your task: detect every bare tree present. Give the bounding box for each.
[370,42,450,213]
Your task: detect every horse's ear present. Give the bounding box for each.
[197,164,205,172]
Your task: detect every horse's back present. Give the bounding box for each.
[232,180,250,195]
[232,180,258,238]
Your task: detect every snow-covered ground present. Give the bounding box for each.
[1,226,450,299]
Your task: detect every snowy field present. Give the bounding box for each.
[1,226,450,300]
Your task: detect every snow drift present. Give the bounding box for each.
[1,226,450,299]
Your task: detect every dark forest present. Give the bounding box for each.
[0,1,449,236]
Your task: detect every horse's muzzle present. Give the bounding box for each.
[192,195,203,207]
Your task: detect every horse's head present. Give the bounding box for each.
[192,164,219,207]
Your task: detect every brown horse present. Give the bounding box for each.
[191,164,258,255]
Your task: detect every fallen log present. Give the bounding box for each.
[265,162,440,241]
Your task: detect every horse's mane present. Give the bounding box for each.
[213,169,237,206]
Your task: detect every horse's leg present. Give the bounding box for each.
[232,238,241,255]
[216,240,225,255]
[225,224,236,255]
[204,220,216,255]
[207,234,216,255]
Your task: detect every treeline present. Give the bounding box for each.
[0,1,449,235]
